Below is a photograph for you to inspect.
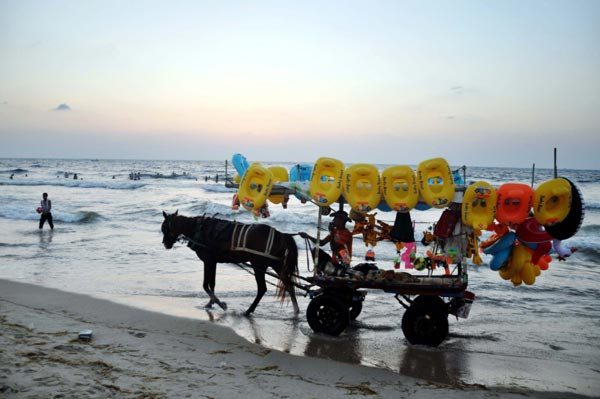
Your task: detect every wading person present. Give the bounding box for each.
[38,192,54,230]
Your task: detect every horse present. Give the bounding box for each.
[161,211,300,316]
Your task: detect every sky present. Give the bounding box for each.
[1,0,599,169]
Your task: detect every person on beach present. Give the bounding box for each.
[299,210,353,275]
[38,192,54,230]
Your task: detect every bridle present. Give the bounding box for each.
[162,214,181,248]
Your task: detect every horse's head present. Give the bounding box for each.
[161,210,179,249]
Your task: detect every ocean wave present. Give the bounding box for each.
[0,242,34,248]
[1,168,28,174]
[186,201,235,217]
[63,211,104,224]
[584,201,600,211]
[0,207,104,224]
[0,179,145,190]
[136,172,198,180]
[579,224,600,234]
[573,246,600,261]
[200,183,237,193]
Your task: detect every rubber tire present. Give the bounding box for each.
[349,300,363,320]
[306,295,350,336]
[402,301,449,347]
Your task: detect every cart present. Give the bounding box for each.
[224,161,475,347]
[303,263,474,347]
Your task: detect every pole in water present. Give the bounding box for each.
[553,147,558,178]
[531,163,536,187]
[313,208,323,275]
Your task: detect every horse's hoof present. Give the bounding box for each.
[244,310,253,317]
[204,302,214,309]
[218,301,228,311]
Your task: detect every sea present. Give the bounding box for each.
[1,158,599,396]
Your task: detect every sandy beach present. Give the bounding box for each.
[1,279,594,399]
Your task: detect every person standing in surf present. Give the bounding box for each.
[38,192,54,230]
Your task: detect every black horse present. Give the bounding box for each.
[161,211,300,316]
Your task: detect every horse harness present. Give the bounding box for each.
[186,217,283,261]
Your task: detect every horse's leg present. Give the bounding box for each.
[202,260,215,309]
[202,260,227,310]
[289,284,300,317]
[245,266,267,316]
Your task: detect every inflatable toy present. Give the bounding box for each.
[232,153,250,177]
[495,183,533,227]
[417,158,455,208]
[534,178,571,226]
[267,166,289,205]
[553,239,577,260]
[376,201,393,212]
[381,165,419,212]
[462,181,497,231]
[515,217,553,266]
[310,157,344,206]
[237,163,273,211]
[231,194,240,210]
[452,169,465,185]
[545,178,585,240]
[499,243,550,286]
[343,164,381,213]
[516,217,552,245]
[465,230,483,264]
[482,231,515,271]
[289,163,313,182]
[400,242,416,269]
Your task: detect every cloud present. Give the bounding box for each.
[53,103,71,111]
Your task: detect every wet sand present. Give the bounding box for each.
[0,279,593,398]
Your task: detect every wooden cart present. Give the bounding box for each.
[304,263,474,347]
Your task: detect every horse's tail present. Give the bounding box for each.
[275,233,299,303]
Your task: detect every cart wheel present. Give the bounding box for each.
[349,300,363,320]
[307,295,350,336]
[402,301,449,347]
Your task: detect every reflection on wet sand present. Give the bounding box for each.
[197,296,473,388]
[304,329,363,365]
[38,229,53,248]
[398,345,469,386]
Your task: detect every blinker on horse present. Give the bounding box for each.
[161,211,300,316]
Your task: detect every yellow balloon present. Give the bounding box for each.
[511,274,522,286]
[499,266,514,280]
[520,263,536,285]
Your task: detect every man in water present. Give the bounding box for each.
[299,210,354,274]
[39,192,54,230]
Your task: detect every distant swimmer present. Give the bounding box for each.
[73,173,78,179]
[38,192,54,230]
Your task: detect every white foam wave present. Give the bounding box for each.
[0,179,145,190]
[185,201,235,217]
[0,204,103,224]
[200,183,237,193]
